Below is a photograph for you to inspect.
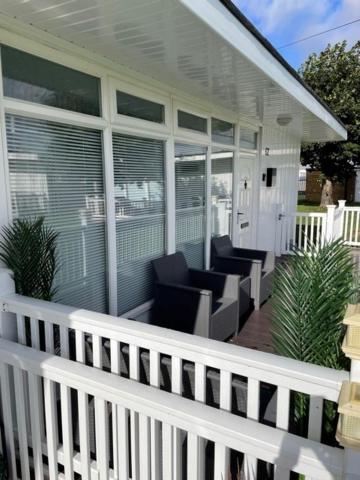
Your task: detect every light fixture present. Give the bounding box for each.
[276,114,293,127]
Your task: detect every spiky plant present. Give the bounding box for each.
[271,239,354,440]
[0,217,58,301]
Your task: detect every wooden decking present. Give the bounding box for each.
[231,302,275,353]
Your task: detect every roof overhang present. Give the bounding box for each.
[0,0,347,142]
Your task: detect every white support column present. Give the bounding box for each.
[325,205,336,242]
[205,145,212,269]
[0,269,17,341]
[166,139,176,254]
[0,50,11,243]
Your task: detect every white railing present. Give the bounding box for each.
[343,206,360,246]
[283,201,360,253]
[281,212,327,253]
[0,338,346,480]
[0,270,350,480]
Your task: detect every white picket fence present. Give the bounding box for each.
[0,268,355,479]
[282,201,360,253]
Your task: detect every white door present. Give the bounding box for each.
[233,153,255,248]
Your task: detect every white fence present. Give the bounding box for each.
[0,269,352,480]
[343,206,360,246]
[0,338,346,480]
[282,201,360,253]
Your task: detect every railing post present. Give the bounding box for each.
[338,200,346,238]
[0,268,17,340]
[325,205,336,242]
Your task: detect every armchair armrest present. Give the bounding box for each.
[213,255,260,277]
[155,281,211,297]
[189,269,239,300]
[233,248,275,272]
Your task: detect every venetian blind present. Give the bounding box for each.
[175,143,206,269]
[6,114,107,312]
[112,133,166,315]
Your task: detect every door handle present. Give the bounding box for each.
[278,213,285,221]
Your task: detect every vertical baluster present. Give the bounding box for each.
[110,339,121,479]
[355,211,360,244]
[60,326,69,358]
[16,313,26,344]
[117,405,130,480]
[310,216,315,246]
[45,322,54,354]
[150,350,161,480]
[187,432,199,480]
[60,384,74,479]
[292,215,297,250]
[14,367,30,480]
[194,363,206,480]
[162,422,173,479]
[75,330,90,480]
[139,413,151,480]
[304,216,309,251]
[214,370,232,480]
[344,211,349,242]
[243,378,259,480]
[44,378,58,480]
[274,387,291,479]
[30,318,45,440]
[0,363,17,478]
[350,211,355,243]
[129,344,140,480]
[308,396,323,441]
[171,355,182,480]
[298,216,303,249]
[95,398,109,480]
[315,217,321,249]
[93,334,102,369]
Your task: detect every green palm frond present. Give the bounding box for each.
[271,239,353,370]
[271,240,354,440]
[0,217,59,301]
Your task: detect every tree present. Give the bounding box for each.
[300,41,360,206]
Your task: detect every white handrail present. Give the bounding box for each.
[0,338,344,480]
[1,292,348,400]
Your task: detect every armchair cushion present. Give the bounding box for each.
[211,235,233,259]
[152,252,190,285]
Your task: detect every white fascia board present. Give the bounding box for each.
[180,0,347,141]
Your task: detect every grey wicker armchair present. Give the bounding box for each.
[152,252,240,340]
[211,235,275,310]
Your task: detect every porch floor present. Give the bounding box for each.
[231,302,275,353]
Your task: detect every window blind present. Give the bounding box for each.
[175,143,206,269]
[211,150,233,237]
[6,114,107,312]
[112,133,166,315]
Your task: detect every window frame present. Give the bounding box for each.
[109,77,171,135]
[173,100,210,143]
[211,116,236,146]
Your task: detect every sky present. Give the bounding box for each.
[232,0,360,70]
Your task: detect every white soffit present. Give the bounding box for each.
[0,0,346,142]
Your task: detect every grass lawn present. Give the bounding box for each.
[297,201,325,213]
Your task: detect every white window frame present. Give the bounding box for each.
[210,115,237,148]
[173,100,210,144]
[109,77,171,135]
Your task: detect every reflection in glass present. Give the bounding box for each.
[175,143,207,268]
[211,118,235,145]
[6,114,107,312]
[113,133,165,314]
[211,149,233,237]
[116,91,164,123]
[178,110,207,134]
[2,46,101,116]
[240,128,258,150]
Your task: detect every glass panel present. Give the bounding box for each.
[2,45,101,116]
[6,114,107,312]
[116,90,164,123]
[175,143,207,269]
[178,110,207,134]
[211,149,233,237]
[211,118,235,145]
[113,133,166,315]
[240,128,258,149]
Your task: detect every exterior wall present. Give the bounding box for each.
[305,170,355,203]
[257,124,301,252]
[0,20,302,315]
